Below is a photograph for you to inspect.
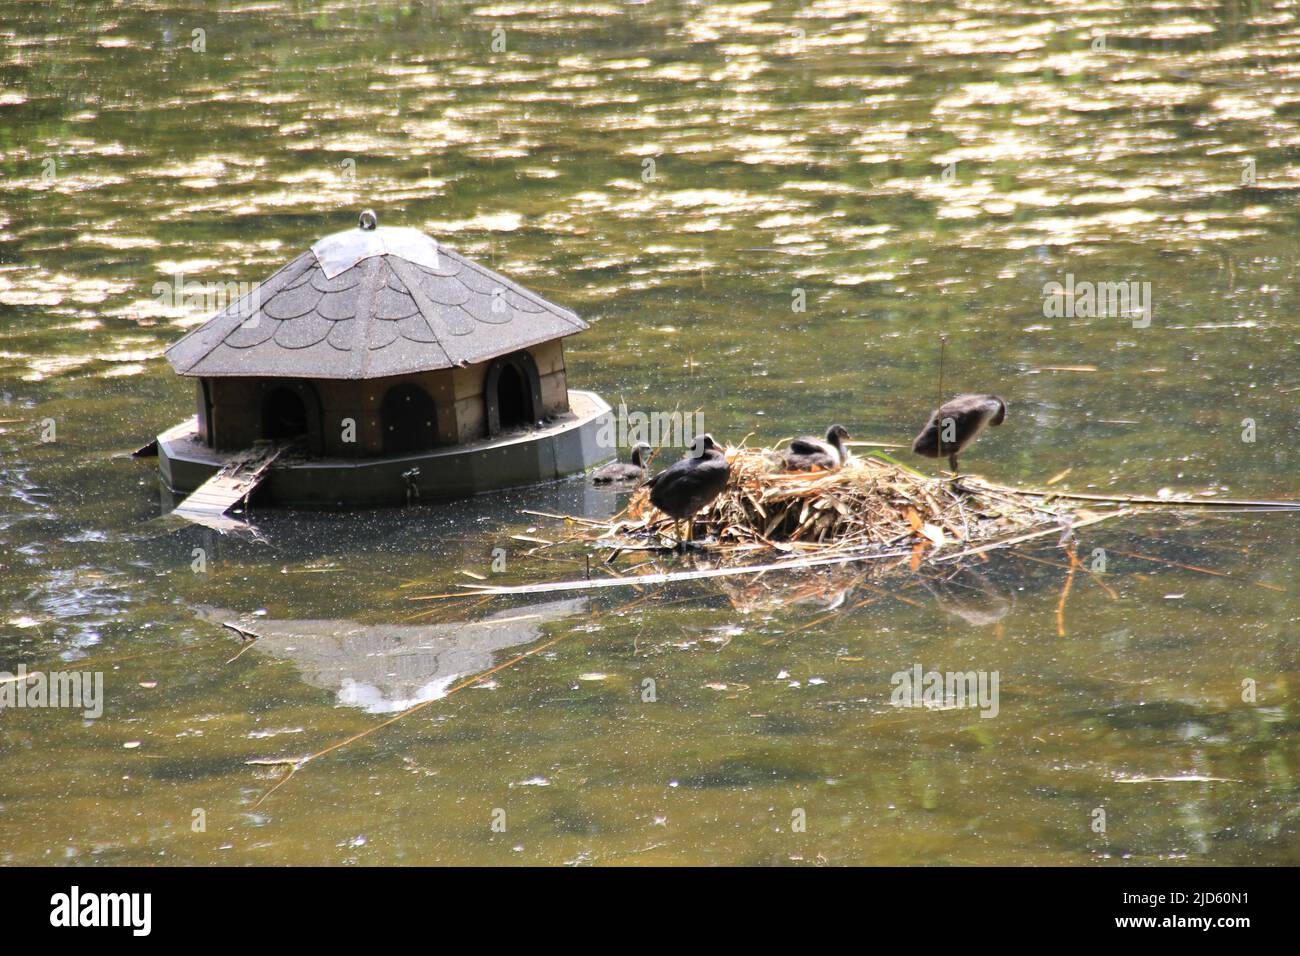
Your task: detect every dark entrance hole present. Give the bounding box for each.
[262,387,308,443]
[496,363,531,430]
[381,384,438,454]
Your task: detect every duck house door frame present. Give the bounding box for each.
[484,351,543,436]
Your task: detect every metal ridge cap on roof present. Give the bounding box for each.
[311,223,443,280]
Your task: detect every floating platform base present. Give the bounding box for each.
[157,389,615,509]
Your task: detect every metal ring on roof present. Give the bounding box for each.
[359,209,378,231]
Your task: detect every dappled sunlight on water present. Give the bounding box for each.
[0,0,1298,864]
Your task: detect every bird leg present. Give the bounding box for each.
[948,453,959,475]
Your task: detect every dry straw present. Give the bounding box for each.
[615,447,1068,556]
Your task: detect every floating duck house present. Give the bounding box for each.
[156,212,613,510]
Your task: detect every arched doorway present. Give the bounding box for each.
[484,351,543,436]
[381,383,438,454]
[258,380,322,454]
[262,387,308,443]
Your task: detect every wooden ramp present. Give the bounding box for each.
[172,443,286,531]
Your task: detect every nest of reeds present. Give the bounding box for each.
[613,446,1070,555]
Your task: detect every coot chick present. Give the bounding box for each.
[645,434,730,547]
[591,442,652,484]
[783,424,851,471]
[912,394,1006,474]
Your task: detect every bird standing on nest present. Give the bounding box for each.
[782,424,851,471]
[645,434,730,548]
[591,442,652,483]
[912,394,1006,474]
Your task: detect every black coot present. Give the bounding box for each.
[912,394,1005,474]
[645,434,730,546]
[783,424,851,471]
[591,442,652,483]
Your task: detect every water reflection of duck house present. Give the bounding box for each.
[151,212,614,515]
[199,598,586,714]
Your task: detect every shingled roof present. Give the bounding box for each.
[165,215,588,379]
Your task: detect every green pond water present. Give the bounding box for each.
[1,0,1298,865]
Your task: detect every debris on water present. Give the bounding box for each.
[246,755,309,767]
[512,776,550,787]
[247,726,305,739]
[442,435,1296,602]
[451,446,1133,600]
[1115,774,1239,784]
[707,625,744,644]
